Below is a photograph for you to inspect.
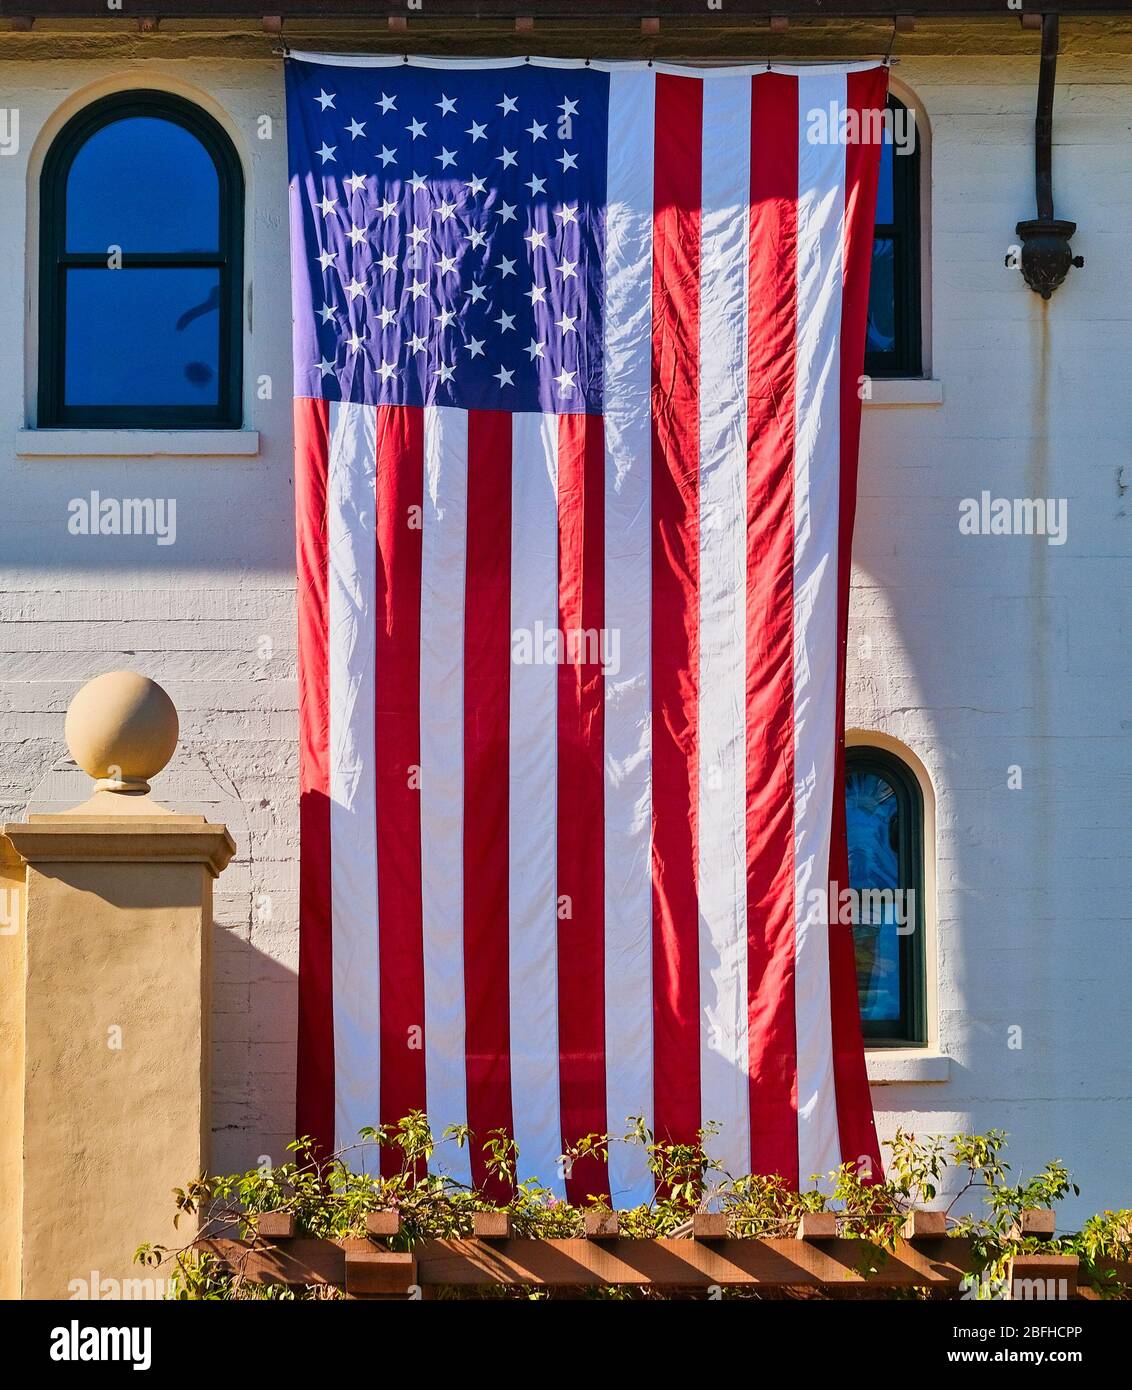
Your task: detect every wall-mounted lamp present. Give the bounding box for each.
[1014,14,1083,299]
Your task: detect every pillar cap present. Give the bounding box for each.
[63,671,180,815]
[5,672,237,867]
[3,820,236,878]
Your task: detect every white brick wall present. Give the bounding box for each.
[1,45,1128,1219]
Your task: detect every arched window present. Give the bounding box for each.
[846,744,925,1046]
[38,91,243,428]
[865,94,921,379]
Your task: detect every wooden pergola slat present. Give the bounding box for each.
[197,1209,1132,1295]
[413,1235,976,1287]
[203,1233,978,1289]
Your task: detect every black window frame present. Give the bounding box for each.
[38,89,244,429]
[864,94,922,381]
[846,744,926,1048]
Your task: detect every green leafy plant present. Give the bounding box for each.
[135,1118,1130,1300]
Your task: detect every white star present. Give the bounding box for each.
[408,332,428,355]
[345,171,366,195]
[466,120,488,143]
[494,365,515,387]
[377,145,397,166]
[317,194,337,217]
[525,228,548,251]
[559,97,580,118]
[435,147,457,169]
[524,338,546,360]
[378,251,397,274]
[554,367,577,394]
[466,337,485,358]
[408,224,429,247]
[316,249,337,271]
[466,227,487,249]
[408,171,428,194]
[435,362,455,383]
[317,356,336,376]
[377,92,397,113]
[346,118,366,139]
[378,198,398,218]
[496,201,517,224]
[316,142,336,164]
[377,305,397,327]
[526,119,548,142]
[467,282,486,303]
[495,310,516,333]
[496,255,517,278]
[347,224,367,247]
[317,304,336,325]
[557,150,579,172]
[496,147,517,170]
[407,117,427,139]
[437,252,459,275]
[498,94,518,115]
[407,279,428,300]
[344,277,366,301]
[556,311,578,334]
[554,203,579,225]
[465,173,487,196]
[315,89,336,111]
[437,93,457,115]
[345,329,365,353]
[526,283,547,306]
[378,359,397,381]
[525,173,547,196]
[437,306,456,330]
[557,257,579,280]
[436,200,457,222]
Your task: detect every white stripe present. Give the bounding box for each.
[602,67,656,1208]
[697,75,752,1183]
[327,402,381,1166]
[419,405,472,1184]
[793,72,847,1186]
[508,412,565,1196]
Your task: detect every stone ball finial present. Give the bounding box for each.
[65,671,179,795]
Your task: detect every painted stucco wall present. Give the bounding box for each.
[850,51,1132,1220]
[0,32,1128,1223]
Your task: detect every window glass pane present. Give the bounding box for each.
[66,117,220,254]
[875,131,894,225]
[64,267,220,407]
[847,769,902,1025]
[866,238,896,356]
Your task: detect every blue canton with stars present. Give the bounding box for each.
[286,58,609,415]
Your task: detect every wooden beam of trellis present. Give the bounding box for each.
[203,1234,986,1289]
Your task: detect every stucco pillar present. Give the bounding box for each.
[0,673,234,1300]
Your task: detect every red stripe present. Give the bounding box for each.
[556,411,609,1203]
[830,67,888,1182]
[650,73,702,1150]
[294,395,334,1156]
[464,409,515,1195]
[745,72,801,1184]
[374,404,427,1174]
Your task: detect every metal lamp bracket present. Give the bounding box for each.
[1014,14,1083,299]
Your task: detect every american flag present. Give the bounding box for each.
[287,53,886,1204]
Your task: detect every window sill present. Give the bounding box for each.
[867,1049,951,1085]
[863,379,943,408]
[15,429,260,459]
